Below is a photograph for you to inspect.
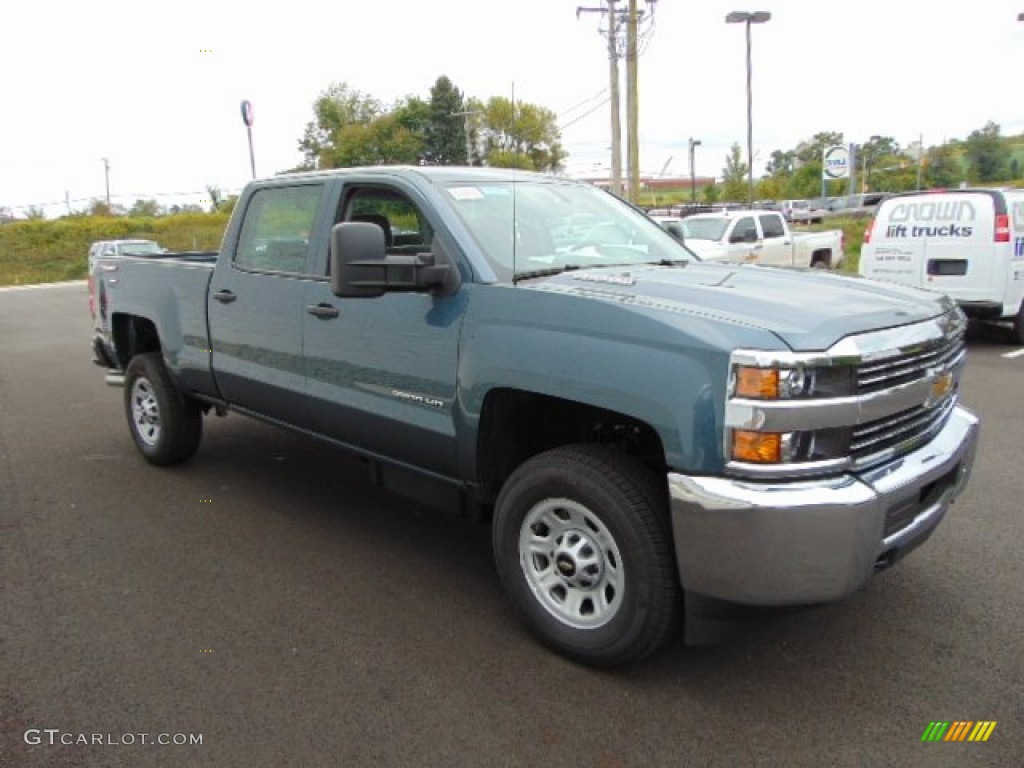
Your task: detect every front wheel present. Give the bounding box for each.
[1012,302,1024,345]
[492,444,681,667]
[124,352,203,465]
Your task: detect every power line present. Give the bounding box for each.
[559,96,613,131]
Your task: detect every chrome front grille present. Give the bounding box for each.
[857,328,966,394]
[851,396,956,467]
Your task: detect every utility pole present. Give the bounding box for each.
[577,0,624,196]
[626,0,639,203]
[916,132,924,190]
[451,110,481,166]
[102,158,110,207]
[578,0,655,202]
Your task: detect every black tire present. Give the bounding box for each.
[492,444,681,667]
[123,352,203,466]
[1012,303,1024,345]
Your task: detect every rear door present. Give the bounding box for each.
[208,181,329,425]
[757,213,792,265]
[862,192,995,301]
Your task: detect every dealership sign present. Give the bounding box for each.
[823,145,850,180]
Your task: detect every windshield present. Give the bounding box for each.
[679,218,729,241]
[117,241,161,255]
[441,180,697,279]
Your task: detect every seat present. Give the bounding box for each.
[350,213,393,247]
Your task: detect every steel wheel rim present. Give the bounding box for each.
[518,498,624,630]
[130,377,161,446]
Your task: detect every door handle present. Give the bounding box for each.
[306,303,340,319]
[212,290,237,304]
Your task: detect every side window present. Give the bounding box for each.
[235,184,324,273]
[759,214,785,238]
[341,188,434,255]
[731,217,758,243]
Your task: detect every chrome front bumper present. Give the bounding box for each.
[668,405,979,606]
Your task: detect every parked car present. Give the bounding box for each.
[778,199,810,222]
[860,187,1024,343]
[648,214,689,244]
[823,193,888,219]
[673,209,844,268]
[88,239,164,271]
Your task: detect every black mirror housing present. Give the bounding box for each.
[330,222,460,299]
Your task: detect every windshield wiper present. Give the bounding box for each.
[513,264,582,283]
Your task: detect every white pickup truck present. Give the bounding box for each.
[676,210,845,269]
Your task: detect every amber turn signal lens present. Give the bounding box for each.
[735,367,779,399]
[732,430,782,463]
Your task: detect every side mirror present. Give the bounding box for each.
[330,222,459,298]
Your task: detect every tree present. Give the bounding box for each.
[766,149,796,178]
[924,143,963,188]
[425,76,467,165]
[298,82,382,168]
[702,181,720,204]
[89,199,114,217]
[472,96,566,172]
[129,199,162,217]
[720,143,748,201]
[24,206,46,220]
[963,121,1008,182]
[794,131,845,167]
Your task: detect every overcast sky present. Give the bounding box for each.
[2,0,1023,216]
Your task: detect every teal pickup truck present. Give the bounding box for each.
[90,166,979,666]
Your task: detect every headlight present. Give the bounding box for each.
[731,366,813,399]
[726,358,855,472]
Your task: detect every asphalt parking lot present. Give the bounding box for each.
[2,282,1021,767]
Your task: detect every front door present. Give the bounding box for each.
[301,181,467,478]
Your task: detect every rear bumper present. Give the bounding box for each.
[667,405,979,606]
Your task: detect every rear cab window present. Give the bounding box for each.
[235,184,325,274]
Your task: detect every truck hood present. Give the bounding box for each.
[527,262,953,351]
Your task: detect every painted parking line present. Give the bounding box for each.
[0,280,87,292]
[1002,348,1024,359]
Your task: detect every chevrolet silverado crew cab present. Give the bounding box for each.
[676,209,844,269]
[90,166,978,667]
[860,188,1024,343]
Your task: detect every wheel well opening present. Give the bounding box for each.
[477,389,666,504]
[112,315,161,367]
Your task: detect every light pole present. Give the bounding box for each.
[688,138,701,204]
[101,158,110,207]
[726,10,770,207]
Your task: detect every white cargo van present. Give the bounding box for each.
[860,188,1024,343]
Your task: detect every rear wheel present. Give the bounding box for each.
[492,444,680,667]
[124,352,203,465]
[1013,303,1024,345]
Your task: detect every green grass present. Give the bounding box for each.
[0,213,230,286]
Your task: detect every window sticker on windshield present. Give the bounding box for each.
[448,187,485,201]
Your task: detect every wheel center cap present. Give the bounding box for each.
[555,554,576,577]
[552,529,604,589]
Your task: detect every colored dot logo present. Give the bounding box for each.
[200,649,214,653]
